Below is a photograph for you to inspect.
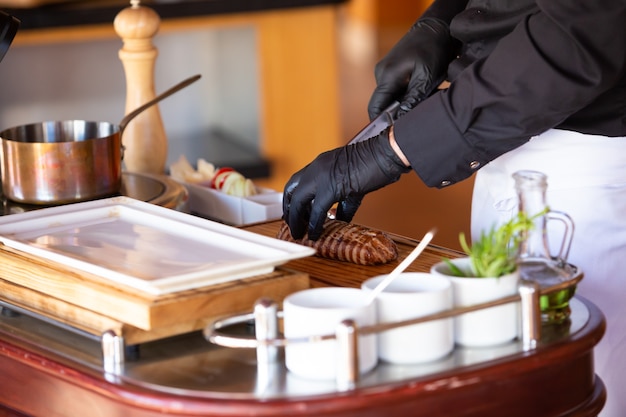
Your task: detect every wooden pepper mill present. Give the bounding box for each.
[114,0,167,174]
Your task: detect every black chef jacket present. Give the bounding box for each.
[394,0,626,188]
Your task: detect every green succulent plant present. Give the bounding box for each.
[445,209,547,278]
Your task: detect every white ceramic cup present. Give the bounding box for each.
[431,258,520,347]
[282,287,378,380]
[362,273,454,364]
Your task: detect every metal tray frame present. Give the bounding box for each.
[0,270,583,399]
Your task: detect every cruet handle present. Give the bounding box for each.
[547,210,575,264]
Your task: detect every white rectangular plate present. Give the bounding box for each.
[0,197,314,295]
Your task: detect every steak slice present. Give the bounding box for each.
[277,220,398,265]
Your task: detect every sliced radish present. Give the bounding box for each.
[211,167,235,190]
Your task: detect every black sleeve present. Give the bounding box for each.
[421,0,470,23]
[394,0,626,188]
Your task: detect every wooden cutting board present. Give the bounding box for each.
[244,221,463,288]
[0,242,308,344]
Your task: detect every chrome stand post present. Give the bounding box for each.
[519,280,541,351]
[101,330,125,381]
[254,297,279,363]
[336,319,359,391]
[254,298,280,394]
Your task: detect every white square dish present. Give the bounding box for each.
[0,197,314,295]
[183,182,282,225]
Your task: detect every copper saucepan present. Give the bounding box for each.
[0,74,201,205]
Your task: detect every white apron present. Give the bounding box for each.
[471,129,626,417]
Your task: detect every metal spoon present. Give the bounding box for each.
[366,228,437,304]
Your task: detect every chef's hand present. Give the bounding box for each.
[368,17,456,120]
[283,128,410,241]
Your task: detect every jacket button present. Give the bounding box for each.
[440,180,451,187]
[470,161,481,169]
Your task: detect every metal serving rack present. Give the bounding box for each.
[204,271,583,392]
[0,268,583,398]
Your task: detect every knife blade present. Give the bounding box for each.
[347,101,401,145]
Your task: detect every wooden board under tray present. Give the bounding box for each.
[0,243,309,344]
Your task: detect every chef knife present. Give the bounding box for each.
[347,101,401,145]
[325,101,402,220]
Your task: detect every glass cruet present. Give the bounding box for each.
[513,170,577,324]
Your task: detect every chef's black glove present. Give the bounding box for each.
[283,128,410,241]
[367,17,457,120]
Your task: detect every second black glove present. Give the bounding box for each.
[282,128,411,241]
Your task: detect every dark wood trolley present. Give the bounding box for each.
[0,221,605,417]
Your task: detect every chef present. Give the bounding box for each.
[282,1,626,416]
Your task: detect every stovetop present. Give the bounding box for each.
[0,171,188,216]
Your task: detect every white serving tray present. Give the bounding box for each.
[0,197,314,295]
